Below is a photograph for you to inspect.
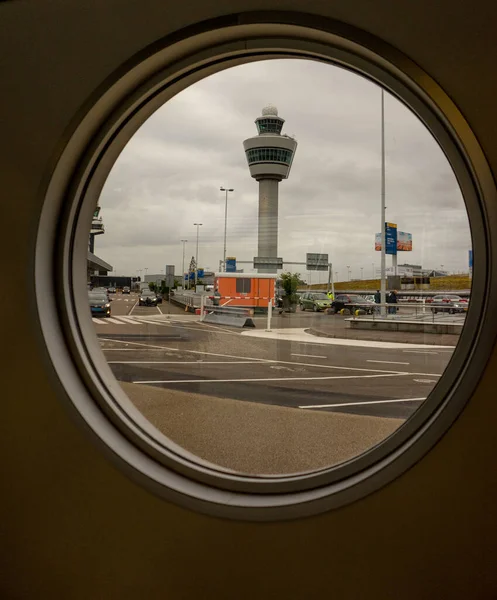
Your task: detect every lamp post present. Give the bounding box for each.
[180,239,187,286]
[194,223,202,287]
[347,265,351,280]
[360,267,364,279]
[380,88,387,315]
[220,187,234,271]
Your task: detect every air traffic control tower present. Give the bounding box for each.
[243,105,297,272]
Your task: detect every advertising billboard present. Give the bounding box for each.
[375,225,412,253]
[397,231,412,251]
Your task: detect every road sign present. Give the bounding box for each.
[253,257,283,269]
[469,249,473,269]
[385,222,398,255]
[306,253,329,271]
[226,257,237,272]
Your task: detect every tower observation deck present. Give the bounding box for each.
[243,105,298,272]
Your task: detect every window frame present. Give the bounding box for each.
[34,14,496,521]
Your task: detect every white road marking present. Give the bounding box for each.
[240,328,452,350]
[367,360,410,365]
[128,300,138,315]
[112,316,140,324]
[98,337,441,377]
[291,353,327,359]
[157,305,163,314]
[133,373,408,385]
[92,318,108,324]
[105,318,125,324]
[413,378,437,383]
[402,350,439,355]
[102,348,171,351]
[108,360,263,365]
[300,397,427,409]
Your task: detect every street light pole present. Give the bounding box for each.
[220,187,234,271]
[347,265,351,280]
[360,267,364,279]
[380,88,387,315]
[194,223,203,287]
[180,239,187,286]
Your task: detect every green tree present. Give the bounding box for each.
[280,272,301,305]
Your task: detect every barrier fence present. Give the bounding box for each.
[338,301,468,322]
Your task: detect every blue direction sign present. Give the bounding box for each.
[385,222,398,255]
[469,249,473,269]
[226,257,237,272]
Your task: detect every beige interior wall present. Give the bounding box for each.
[1,2,496,598]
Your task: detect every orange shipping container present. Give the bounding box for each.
[214,273,276,310]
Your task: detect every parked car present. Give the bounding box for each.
[139,289,158,306]
[156,293,163,304]
[299,292,333,312]
[430,294,468,314]
[108,286,116,294]
[122,286,131,294]
[88,292,111,317]
[332,294,376,314]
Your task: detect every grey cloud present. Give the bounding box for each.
[97,58,471,278]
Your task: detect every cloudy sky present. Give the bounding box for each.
[97,58,471,283]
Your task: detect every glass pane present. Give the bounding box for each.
[88,58,471,477]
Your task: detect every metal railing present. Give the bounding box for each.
[338,301,468,323]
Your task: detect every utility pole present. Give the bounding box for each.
[181,239,187,287]
[220,187,234,271]
[380,88,387,315]
[193,223,202,287]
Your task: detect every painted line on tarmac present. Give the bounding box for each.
[128,300,138,315]
[133,373,408,385]
[101,348,173,351]
[111,316,141,324]
[367,360,410,365]
[300,397,427,409]
[108,360,263,365]
[98,337,441,377]
[292,353,327,359]
[92,318,108,324]
[157,305,163,314]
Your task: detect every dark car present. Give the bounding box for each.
[122,286,131,294]
[156,293,163,304]
[430,294,468,314]
[332,294,376,314]
[88,292,111,317]
[139,289,158,306]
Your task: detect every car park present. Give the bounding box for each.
[88,292,111,317]
[139,289,159,306]
[299,292,333,312]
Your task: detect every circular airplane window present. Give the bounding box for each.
[36,17,495,519]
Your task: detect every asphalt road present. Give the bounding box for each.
[94,292,454,419]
